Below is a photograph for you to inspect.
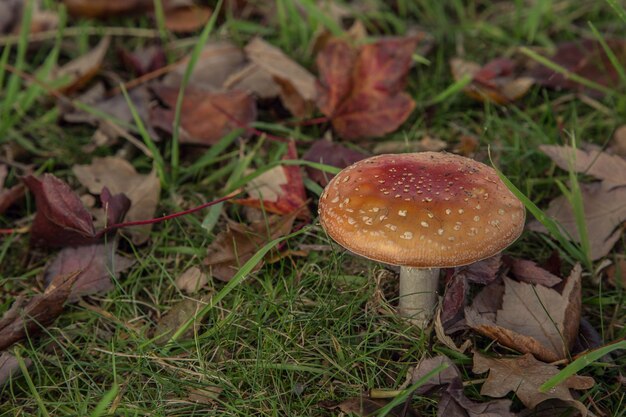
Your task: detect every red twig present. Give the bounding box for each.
[96,190,241,237]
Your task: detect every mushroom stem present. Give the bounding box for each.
[398,267,440,327]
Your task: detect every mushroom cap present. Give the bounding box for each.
[318,152,525,268]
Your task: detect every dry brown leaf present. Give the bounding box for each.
[612,125,626,157]
[73,157,161,245]
[473,352,594,416]
[244,37,317,117]
[0,272,79,351]
[187,386,223,404]
[153,296,209,345]
[151,87,257,146]
[509,258,562,287]
[302,139,368,187]
[224,62,281,98]
[163,41,246,91]
[540,144,626,189]
[606,256,626,288]
[465,265,582,362]
[528,182,626,260]
[44,243,135,302]
[450,57,534,104]
[0,164,25,215]
[205,212,298,282]
[175,266,209,294]
[51,36,110,94]
[0,352,30,387]
[164,5,211,33]
[63,0,153,18]
[335,397,419,417]
[0,0,58,35]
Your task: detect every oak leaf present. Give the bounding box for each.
[151,86,256,146]
[316,36,420,139]
[465,265,582,362]
[473,352,594,415]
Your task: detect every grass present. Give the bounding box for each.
[1,0,625,416]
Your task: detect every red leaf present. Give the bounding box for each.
[316,36,421,139]
[529,38,626,97]
[151,87,256,146]
[236,141,309,217]
[23,174,129,248]
[302,140,368,186]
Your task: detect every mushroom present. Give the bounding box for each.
[318,152,525,327]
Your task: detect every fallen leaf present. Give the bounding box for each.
[205,212,298,282]
[456,254,502,285]
[187,386,223,404]
[317,36,420,139]
[175,266,209,294]
[235,141,308,216]
[606,256,625,288]
[529,38,626,98]
[73,157,161,245]
[164,5,211,33]
[411,355,515,417]
[63,0,153,18]
[244,37,317,117]
[335,397,419,417]
[0,164,25,215]
[153,296,209,345]
[302,140,368,186]
[151,86,257,146]
[0,352,30,387]
[528,182,626,260]
[540,144,626,189]
[440,272,468,327]
[23,174,129,248]
[223,62,281,98]
[473,352,594,415]
[509,258,561,287]
[51,36,111,94]
[612,125,626,157]
[118,45,166,76]
[44,243,135,302]
[0,272,80,350]
[450,57,534,104]
[0,0,58,35]
[465,265,582,362]
[162,41,246,91]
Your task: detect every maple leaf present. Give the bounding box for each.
[0,272,80,350]
[73,157,160,245]
[44,243,135,302]
[151,86,257,146]
[244,37,317,117]
[529,38,626,97]
[316,36,421,139]
[205,211,298,282]
[473,352,595,416]
[23,174,129,248]
[450,57,534,104]
[235,141,308,217]
[465,265,582,362]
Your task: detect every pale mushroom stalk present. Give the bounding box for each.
[398,267,439,327]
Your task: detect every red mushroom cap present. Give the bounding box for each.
[318,152,525,268]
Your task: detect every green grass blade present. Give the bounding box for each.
[605,0,626,24]
[89,383,119,417]
[540,340,626,392]
[14,349,51,417]
[162,226,311,352]
[520,46,614,97]
[588,21,626,87]
[427,73,472,106]
[298,0,344,36]
[170,0,223,184]
[376,363,448,417]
